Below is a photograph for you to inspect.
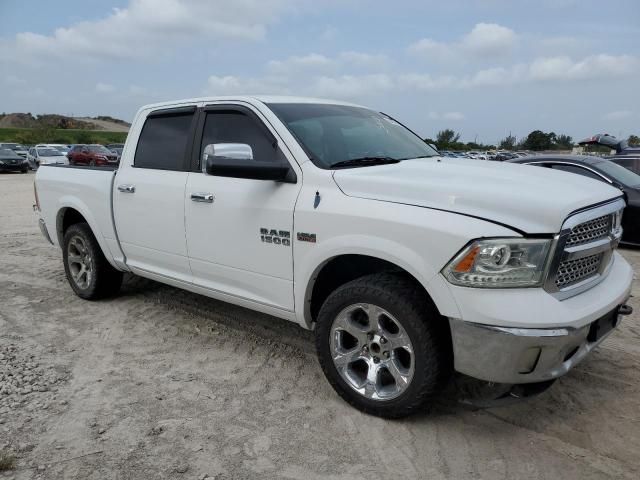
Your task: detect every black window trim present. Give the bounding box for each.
[147,105,197,118]
[190,104,280,173]
[133,105,198,172]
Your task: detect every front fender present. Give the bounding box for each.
[293,234,462,329]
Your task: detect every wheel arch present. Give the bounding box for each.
[56,207,86,245]
[299,250,458,330]
[55,202,120,271]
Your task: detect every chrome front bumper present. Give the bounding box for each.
[449,303,632,384]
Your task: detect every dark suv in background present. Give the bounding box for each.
[67,144,119,166]
[579,134,640,174]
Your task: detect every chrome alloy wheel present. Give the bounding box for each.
[67,235,93,289]
[330,303,415,401]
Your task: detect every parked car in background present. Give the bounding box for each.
[106,143,125,154]
[610,155,640,175]
[578,134,640,176]
[0,148,30,173]
[494,152,519,161]
[509,155,640,246]
[67,144,119,166]
[27,146,69,169]
[106,143,125,160]
[0,142,29,159]
[42,143,71,155]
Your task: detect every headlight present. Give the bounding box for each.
[443,238,552,288]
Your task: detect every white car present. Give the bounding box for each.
[28,146,69,168]
[38,143,70,155]
[34,96,633,417]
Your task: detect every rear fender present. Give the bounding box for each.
[55,196,122,271]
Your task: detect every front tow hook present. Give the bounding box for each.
[618,304,633,316]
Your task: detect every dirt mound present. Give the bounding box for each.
[0,113,130,131]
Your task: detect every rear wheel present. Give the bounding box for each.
[315,273,451,418]
[62,223,122,299]
[89,159,96,167]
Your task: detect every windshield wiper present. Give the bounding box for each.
[330,156,400,169]
[397,154,438,160]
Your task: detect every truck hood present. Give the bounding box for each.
[332,157,622,233]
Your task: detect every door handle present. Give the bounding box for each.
[118,184,136,193]
[191,192,214,203]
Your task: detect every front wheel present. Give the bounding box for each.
[315,273,452,418]
[62,223,123,299]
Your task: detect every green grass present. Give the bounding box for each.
[0,451,16,471]
[0,127,128,145]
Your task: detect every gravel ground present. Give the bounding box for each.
[1,171,639,480]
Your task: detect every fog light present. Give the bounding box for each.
[517,347,541,374]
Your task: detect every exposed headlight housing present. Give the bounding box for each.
[443,238,552,288]
[612,209,623,237]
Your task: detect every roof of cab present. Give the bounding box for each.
[139,95,366,112]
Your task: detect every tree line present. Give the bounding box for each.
[424,129,495,151]
[426,129,640,152]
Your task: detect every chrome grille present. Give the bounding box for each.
[565,214,611,247]
[555,253,603,289]
[544,199,624,298]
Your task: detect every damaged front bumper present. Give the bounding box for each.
[449,302,632,385]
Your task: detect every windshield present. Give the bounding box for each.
[37,148,63,157]
[0,149,16,156]
[267,103,438,168]
[88,145,112,154]
[596,160,640,187]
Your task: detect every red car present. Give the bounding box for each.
[67,144,119,166]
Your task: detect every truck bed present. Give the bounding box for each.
[35,165,126,269]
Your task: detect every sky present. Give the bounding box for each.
[0,0,638,144]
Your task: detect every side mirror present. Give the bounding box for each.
[203,143,294,182]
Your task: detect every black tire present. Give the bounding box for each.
[315,272,452,418]
[62,223,123,300]
[21,169,28,173]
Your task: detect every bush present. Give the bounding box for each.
[0,451,16,471]
[0,127,127,145]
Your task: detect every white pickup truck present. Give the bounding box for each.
[34,96,633,417]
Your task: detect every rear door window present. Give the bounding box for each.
[135,108,196,171]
